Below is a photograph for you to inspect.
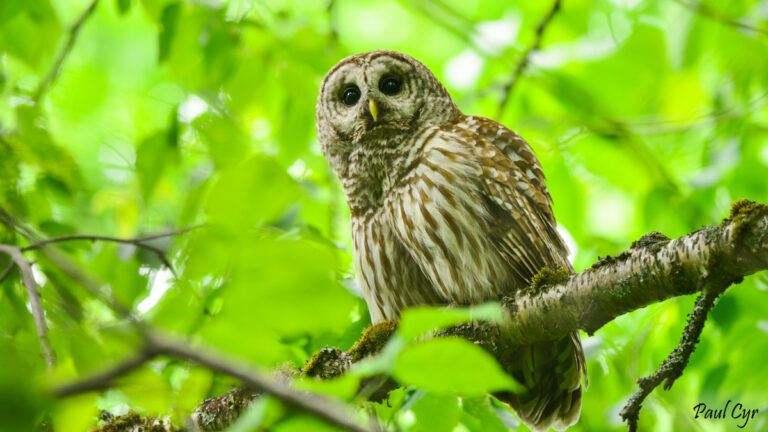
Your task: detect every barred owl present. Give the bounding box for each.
[316,50,585,431]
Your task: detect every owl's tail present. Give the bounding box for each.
[493,332,587,432]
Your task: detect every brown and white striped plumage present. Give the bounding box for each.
[316,50,585,431]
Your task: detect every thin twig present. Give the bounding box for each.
[38,245,144,325]
[1,207,142,323]
[675,0,768,37]
[53,351,152,397]
[32,0,99,103]
[21,226,203,276]
[0,245,57,368]
[619,284,726,431]
[497,0,562,117]
[149,333,371,432]
[53,331,371,432]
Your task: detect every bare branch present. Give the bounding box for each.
[53,331,371,432]
[32,0,99,103]
[21,226,204,276]
[148,333,371,432]
[497,0,562,116]
[52,351,152,398]
[0,245,56,368]
[620,283,725,431]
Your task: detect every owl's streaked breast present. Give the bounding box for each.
[351,127,519,322]
[351,210,441,323]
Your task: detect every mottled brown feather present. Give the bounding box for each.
[317,50,585,432]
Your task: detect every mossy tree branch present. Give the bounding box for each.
[12,200,768,431]
[499,199,766,345]
[296,199,768,431]
[306,200,767,365]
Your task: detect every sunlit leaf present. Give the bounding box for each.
[394,337,520,395]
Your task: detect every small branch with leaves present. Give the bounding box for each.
[20,226,203,276]
[0,216,374,432]
[52,330,374,432]
[497,0,562,116]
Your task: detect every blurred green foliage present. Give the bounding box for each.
[1,0,768,431]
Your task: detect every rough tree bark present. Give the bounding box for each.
[75,199,768,431]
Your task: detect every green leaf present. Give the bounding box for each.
[0,340,50,432]
[135,128,177,201]
[225,237,357,335]
[0,0,60,67]
[205,155,302,227]
[158,2,181,63]
[699,363,728,400]
[410,393,460,432]
[710,293,738,333]
[192,112,249,169]
[294,374,361,400]
[393,337,520,396]
[223,397,269,432]
[116,0,131,15]
[349,335,406,377]
[0,0,26,25]
[460,397,510,432]
[273,415,339,432]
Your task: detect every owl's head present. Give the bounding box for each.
[316,50,459,178]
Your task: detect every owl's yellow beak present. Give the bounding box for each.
[368,99,378,122]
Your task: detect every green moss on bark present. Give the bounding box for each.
[91,410,176,432]
[302,347,345,379]
[523,267,570,295]
[348,321,397,362]
[194,388,259,431]
[724,199,768,246]
[630,231,671,252]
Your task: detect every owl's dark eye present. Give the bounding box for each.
[342,85,361,106]
[379,77,401,95]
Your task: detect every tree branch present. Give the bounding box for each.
[0,245,57,368]
[17,200,768,430]
[497,0,561,116]
[297,199,768,431]
[52,351,152,398]
[619,283,724,431]
[21,226,203,276]
[499,200,766,345]
[32,0,99,103]
[52,331,372,432]
[675,0,768,37]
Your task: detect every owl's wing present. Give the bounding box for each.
[454,117,588,428]
[384,122,584,431]
[384,122,567,302]
[456,115,571,275]
[459,115,553,213]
